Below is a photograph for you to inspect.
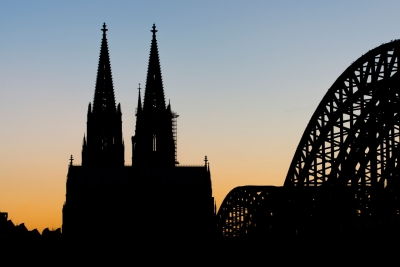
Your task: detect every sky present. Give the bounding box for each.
[1,0,400,232]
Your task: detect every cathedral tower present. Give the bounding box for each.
[82,23,124,167]
[63,24,127,237]
[132,24,176,168]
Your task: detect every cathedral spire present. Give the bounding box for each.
[82,23,124,167]
[92,22,116,114]
[143,24,166,112]
[131,24,176,168]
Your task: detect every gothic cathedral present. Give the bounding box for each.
[62,24,215,240]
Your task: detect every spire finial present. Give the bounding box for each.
[204,155,208,167]
[151,24,157,37]
[102,23,108,35]
[69,155,74,166]
[138,83,141,93]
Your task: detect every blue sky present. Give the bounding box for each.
[1,0,400,230]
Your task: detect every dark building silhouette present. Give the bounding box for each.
[62,23,215,240]
[0,212,47,239]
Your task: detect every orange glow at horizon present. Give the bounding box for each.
[0,130,292,232]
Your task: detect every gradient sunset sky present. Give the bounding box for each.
[2,0,400,231]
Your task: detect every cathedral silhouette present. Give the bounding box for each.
[62,23,215,240]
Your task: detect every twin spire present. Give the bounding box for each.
[84,23,177,168]
[93,22,165,117]
[95,23,165,116]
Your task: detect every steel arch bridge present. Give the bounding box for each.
[285,40,400,189]
[217,40,400,237]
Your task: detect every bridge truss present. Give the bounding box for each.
[286,40,400,189]
[217,40,400,237]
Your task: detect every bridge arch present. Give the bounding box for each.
[285,40,400,190]
[216,186,281,238]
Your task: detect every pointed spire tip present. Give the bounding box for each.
[151,24,157,36]
[102,23,108,35]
